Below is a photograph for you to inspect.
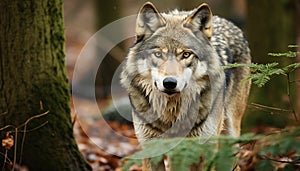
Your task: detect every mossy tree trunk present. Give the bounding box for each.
[245,0,296,129]
[0,0,91,170]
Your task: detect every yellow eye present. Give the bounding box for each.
[153,51,162,58]
[182,52,192,58]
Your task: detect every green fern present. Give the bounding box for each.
[224,46,300,87]
[260,127,300,156]
[122,159,142,171]
[267,51,300,58]
[124,134,262,170]
[224,62,285,87]
[123,128,300,170]
[166,139,210,171]
[283,62,300,73]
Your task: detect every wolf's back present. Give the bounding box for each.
[211,16,251,66]
[211,16,251,136]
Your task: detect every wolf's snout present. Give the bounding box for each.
[163,77,177,90]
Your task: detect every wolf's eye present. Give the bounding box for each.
[153,51,162,58]
[182,52,192,58]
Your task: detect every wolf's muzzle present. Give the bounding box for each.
[163,77,177,90]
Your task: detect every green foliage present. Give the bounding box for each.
[122,159,142,171]
[123,128,300,170]
[166,139,207,171]
[224,46,300,87]
[124,134,263,170]
[256,159,274,171]
[260,127,300,156]
[256,127,300,171]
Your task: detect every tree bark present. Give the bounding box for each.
[0,0,91,170]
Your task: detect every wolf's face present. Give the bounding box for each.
[149,46,195,95]
[124,2,220,96]
[138,38,209,95]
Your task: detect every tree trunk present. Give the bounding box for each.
[94,0,122,99]
[296,0,300,118]
[0,0,91,170]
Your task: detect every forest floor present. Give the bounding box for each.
[71,96,299,171]
[71,96,140,171]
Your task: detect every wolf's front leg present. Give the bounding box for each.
[142,158,165,171]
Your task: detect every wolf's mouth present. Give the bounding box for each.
[163,90,179,95]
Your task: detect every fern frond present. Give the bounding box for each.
[268,51,300,58]
[125,134,262,170]
[283,62,300,73]
[225,63,285,87]
[287,45,299,48]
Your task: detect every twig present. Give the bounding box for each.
[0,125,16,132]
[0,112,8,117]
[17,121,48,133]
[289,79,300,84]
[1,150,8,171]
[12,128,17,171]
[0,111,49,168]
[18,111,49,129]
[18,112,49,165]
[249,103,292,114]
[262,154,300,165]
[286,73,298,122]
[18,121,48,165]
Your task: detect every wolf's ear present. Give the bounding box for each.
[184,3,213,39]
[136,2,166,41]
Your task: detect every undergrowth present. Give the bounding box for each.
[123,45,300,170]
[0,111,49,170]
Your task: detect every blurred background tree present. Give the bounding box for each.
[245,0,297,131]
[94,0,123,99]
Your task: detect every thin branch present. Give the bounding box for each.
[0,112,8,117]
[289,80,300,84]
[18,113,48,165]
[1,150,8,171]
[12,128,17,171]
[19,123,26,166]
[16,121,49,133]
[0,152,12,163]
[286,73,298,122]
[262,155,300,164]
[17,111,49,129]
[0,111,49,168]
[0,125,16,132]
[1,111,49,133]
[249,103,292,114]
[3,111,49,134]
[18,121,48,165]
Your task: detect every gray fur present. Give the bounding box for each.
[120,2,251,170]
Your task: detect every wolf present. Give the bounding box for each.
[120,2,251,170]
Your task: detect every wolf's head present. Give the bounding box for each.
[121,2,222,98]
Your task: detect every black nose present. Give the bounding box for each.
[163,77,177,90]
